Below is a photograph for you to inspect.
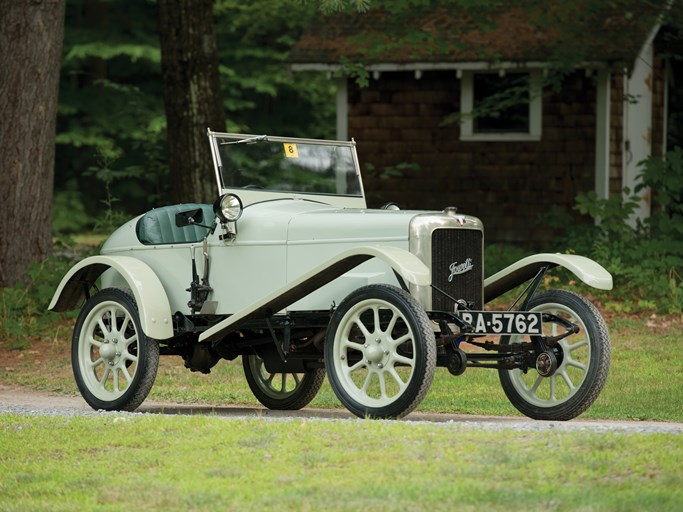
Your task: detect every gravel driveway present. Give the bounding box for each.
[2,385,682,434]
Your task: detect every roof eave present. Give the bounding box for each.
[290,61,610,73]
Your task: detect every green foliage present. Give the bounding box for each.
[638,146,683,218]
[213,0,336,138]
[541,148,683,314]
[64,42,161,63]
[55,0,337,228]
[83,147,148,233]
[308,0,370,13]
[57,0,167,220]
[484,244,533,276]
[0,257,83,350]
[571,189,642,259]
[336,58,370,88]
[52,182,92,235]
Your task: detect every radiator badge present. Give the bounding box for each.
[448,258,474,281]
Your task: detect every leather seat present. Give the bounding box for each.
[136,204,214,245]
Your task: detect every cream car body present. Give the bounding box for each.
[50,131,613,421]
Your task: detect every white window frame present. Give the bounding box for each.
[460,69,542,141]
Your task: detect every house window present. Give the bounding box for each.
[460,70,542,141]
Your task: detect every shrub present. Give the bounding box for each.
[541,148,683,314]
[0,251,91,349]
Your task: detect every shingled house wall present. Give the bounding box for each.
[348,70,597,246]
[651,54,668,160]
[609,73,624,196]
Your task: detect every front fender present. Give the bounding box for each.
[199,245,430,343]
[48,255,174,340]
[484,253,613,303]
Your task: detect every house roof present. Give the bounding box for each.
[290,4,661,70]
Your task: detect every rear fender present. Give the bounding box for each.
[48,255,174,340]
[484,253,613,303]
[199,245,430,343]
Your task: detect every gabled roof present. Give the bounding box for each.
[290,3,661,70]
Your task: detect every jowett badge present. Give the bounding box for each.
[448,258,474,282]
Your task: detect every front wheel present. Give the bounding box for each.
[242,354,325,410]
[72,288,159,411]
[325,284,436,419]
[498,290,610,421]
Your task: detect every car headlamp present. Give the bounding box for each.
[213,193,243,223]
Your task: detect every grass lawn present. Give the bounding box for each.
[1,414,682,511]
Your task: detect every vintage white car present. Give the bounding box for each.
[49,130,612,420]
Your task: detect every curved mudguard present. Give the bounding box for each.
[199,245,430,343]
[48,255,174,340]
[484,253,613,303]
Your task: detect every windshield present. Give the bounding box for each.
[211,133,363,197]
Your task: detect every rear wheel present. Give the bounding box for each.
[72,288,159,411]
[498,290,610,421]
[325,284,436,419]
[242,354,325,410]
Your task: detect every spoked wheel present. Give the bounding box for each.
[498,290,610,421]
[242,354,325,410]
[325,284,436,419]
[72,288,159,411]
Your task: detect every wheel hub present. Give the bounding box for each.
[99,341,117,362]
[536,351,558,377]
[447,347,467,376]
[365,343,385,364]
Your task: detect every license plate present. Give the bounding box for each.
[456,311,543,335]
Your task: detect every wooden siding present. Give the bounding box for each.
[348,70,596,246]
[650,54,668,214]
[651,54,667,159]
[609,73,624,196]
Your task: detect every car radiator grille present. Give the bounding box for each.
[431,228,483,311]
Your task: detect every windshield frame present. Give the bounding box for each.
[207,130,367,209]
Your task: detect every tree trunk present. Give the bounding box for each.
[158,0,226,204]
[0,0,65,288]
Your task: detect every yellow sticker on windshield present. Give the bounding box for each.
[284,143,299,158]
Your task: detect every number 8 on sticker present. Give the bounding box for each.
[284,143,298,158]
